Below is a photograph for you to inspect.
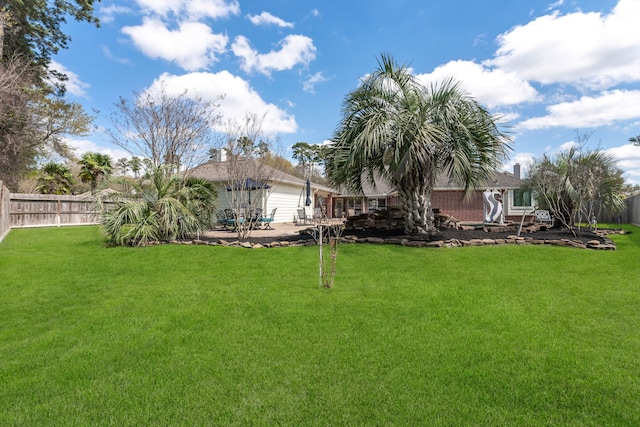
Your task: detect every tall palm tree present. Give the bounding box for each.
[78,152,112,193]
[35,162,74,195]
[327,54,511,234]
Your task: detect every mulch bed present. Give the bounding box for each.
[203,223,622,250]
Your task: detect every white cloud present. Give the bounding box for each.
[517,90,640,130]
[99,4,133,24]
[485,0,640,89]
[147,71,297,134]
[606,144,640,184]
[232,34,317,76]
[495,112,521,124]
[134,0,239,20]
[122,18,228,70]
[102,46,131,65]
[557,141,579,152]
[545,0,563,11]
[48,61,90,96]
[502,152,536,177]
[303,72,329,93]
[416,60,538,108]
[248,11,294,28]
[66,137,131,161]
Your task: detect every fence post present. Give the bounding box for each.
[0,181,11,242]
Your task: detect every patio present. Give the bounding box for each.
[203,219,346,246]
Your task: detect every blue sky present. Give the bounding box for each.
[54,0,640,183]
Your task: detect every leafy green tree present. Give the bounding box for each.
[98,166,218,247]
[0,1,98,190]
[78,152,112,193]
[35,162,74,194]
[0,59,93,189]
[129,156,142,178]
[327,54,511,234]
[116,157,129,176]
[629,135,640,146]
[1,0,100,92]
[292,142,314,174]
[292,141,328,182]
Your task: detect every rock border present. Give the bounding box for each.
[159,229,623,250]
[339,232,617,250]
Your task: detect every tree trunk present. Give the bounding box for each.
[398,182,435,235]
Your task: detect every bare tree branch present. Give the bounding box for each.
[106,83,223,175]
[221,113,278,241]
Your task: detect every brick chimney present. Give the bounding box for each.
[513,163,521,179]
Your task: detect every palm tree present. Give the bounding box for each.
[527,146,625,236]
[99,166,218,247]
[327,54,511,234]
[35,162,74,195]
[78,152,112,193]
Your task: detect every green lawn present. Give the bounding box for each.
[1,225,639,426]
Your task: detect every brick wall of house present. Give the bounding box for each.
[432,190,484,222]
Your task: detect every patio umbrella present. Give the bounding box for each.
[305,178,312,206]
[227,178,271,206]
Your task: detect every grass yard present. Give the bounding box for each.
[1,225,639,425]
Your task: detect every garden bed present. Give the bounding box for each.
[200,223,622,250]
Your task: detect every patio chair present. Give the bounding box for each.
[313,207,327,223]
[224,208,243,231]
[248,208,262,229]
[259,208,277,230]
[216,210,228,229]
[534,210,554,225]
[297,208,312,225]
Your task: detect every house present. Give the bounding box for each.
[330,175,400,218]
[431,163,532,223]
[189,159,334,224]
[329,164,531,223]
[191,156,530,225]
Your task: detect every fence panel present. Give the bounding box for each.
[9,193,101,228]
[0,182,11,242]
[627,192,640,226]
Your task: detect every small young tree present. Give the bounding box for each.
[221,113,277,241]
[106,83,222,175]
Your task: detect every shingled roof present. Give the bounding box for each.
[434,170,524,190]
[334,168,523,197]
[189,160,334,192]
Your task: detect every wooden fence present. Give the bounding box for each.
[626,191,640,226]
[8,193,102,229]
[0,182,11,243]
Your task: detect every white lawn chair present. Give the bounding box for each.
[534,210,554,225]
